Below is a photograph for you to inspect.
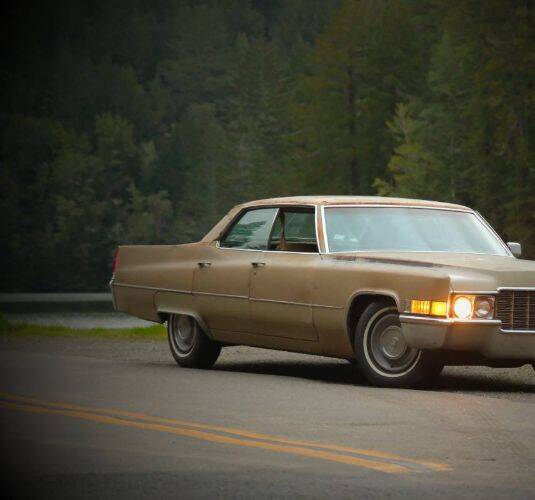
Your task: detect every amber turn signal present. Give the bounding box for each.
[410,299,447,317]
[430,301,447,316]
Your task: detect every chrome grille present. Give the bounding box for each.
[496,289,535,331]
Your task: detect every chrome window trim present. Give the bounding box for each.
[216,204,323,255]
[320,204,512,256]
[473,211,513,257]
[314,204,324,253]
[325,250,514,257]
[320,204,329,254]
[266,207,281,247]
[216,243,323,256]
[323,204,472,212]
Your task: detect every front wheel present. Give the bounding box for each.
[354,302,443,388]
[167,314,221,368]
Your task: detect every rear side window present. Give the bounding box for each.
[269,209,318,252]
[220,208,277,250]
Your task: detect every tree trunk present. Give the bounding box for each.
[346,66,358,193]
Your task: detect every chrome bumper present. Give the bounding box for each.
[399,314,535,360]
[109,279,118,310]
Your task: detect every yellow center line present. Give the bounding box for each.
[0,391,451,472]
[0,400,408,474]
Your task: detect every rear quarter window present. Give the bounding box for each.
[220,208,277,250]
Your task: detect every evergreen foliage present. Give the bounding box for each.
[1,0,533,291]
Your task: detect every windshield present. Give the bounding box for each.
[323,207,509,256]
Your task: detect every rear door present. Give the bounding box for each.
[249,207,320,341]
[193,207,277,333]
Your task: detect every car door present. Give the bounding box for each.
[249,207,320,341]
[193,207,278,333]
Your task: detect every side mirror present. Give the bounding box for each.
[507,242,522,258]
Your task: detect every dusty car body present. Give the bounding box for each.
[110,196,535,387]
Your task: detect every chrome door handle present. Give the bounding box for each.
[197,262,212,268]
[251,262,266,267]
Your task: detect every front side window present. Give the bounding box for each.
[220,208,277,250]
[323,207,509,256]
[269,209,318,253]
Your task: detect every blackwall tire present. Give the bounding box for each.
[167,314,221,369]
[354,302,443,388]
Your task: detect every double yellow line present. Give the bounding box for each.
[0,392,450,474]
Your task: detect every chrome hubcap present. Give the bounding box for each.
[380,326,407,359]
[368,313,419,374]
[170,315,196,354]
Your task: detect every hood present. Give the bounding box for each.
[329,252,535,290]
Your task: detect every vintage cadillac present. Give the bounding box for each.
[110,196,535,387]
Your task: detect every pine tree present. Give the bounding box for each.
[292,0,428,195]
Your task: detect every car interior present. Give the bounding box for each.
[220,207,319,253]
[268,208,318,253]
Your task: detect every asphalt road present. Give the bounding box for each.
[1,335,534,499]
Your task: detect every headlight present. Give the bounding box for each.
[451,294,495,320]
[474,296,494,319]
[409,295,495,320]
[452,296,473,319]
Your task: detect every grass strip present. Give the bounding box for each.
[0,313,166,340]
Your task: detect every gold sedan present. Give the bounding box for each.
[110,196,535,387]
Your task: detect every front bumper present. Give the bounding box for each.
[399,315,535,360]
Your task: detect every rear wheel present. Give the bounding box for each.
[167,314,221,368]
[354,302,443,388]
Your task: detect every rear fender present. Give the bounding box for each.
[155,291,213,339]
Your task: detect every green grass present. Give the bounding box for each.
[0,313,167,341]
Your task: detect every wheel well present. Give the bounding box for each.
[157,311,213,339]
[347,294,398,347]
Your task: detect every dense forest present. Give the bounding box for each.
[1,0,534,291]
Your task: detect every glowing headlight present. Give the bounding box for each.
[451,295,495,320]
[452,296,473,319]
[409,295,495,320]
